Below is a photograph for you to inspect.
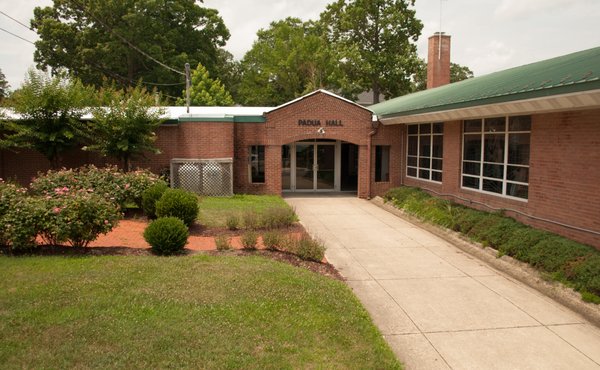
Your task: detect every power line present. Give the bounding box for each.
[70,0,185,76]
[0,11,33,32]
[0,26,34,44]
[89,63,185,87]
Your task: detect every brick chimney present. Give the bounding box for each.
[427,32,451,89]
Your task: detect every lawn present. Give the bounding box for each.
[198,194,297,227]
[0,255,401,369]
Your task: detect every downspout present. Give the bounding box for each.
[366,114,380,199]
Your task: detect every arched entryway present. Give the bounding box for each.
[282,139,358,193]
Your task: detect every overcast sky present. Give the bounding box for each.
[1,0,599,91]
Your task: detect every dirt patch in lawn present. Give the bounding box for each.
[1,218,342,280]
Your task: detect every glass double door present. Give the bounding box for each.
[295,143,336,191]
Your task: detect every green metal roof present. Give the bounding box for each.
[371,46,600,118]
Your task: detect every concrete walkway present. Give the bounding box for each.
[285,195,600,370]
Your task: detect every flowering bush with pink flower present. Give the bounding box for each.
[30,165,161,209]
[0,180,44,250]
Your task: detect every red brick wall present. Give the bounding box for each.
[427,34,451,89]
[400,110,600,248]
[371,124,403,196]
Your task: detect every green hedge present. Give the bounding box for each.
[383,187,600,303]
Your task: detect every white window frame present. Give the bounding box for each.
[460,116,531,201]
[406,123,443,183]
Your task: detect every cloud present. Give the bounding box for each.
[494,0,573,19]
[464,40,516,76]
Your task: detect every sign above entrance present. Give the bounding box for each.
[298,119,344,127]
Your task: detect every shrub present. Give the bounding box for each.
[525,236,593,273]
[262,230,284,251]
[225,214,240,230]
[1,196,45,250]
[122,169,163,207]
[144,217,188,255]
[39,191,121,247]
[240,230,258,250]
[242,211,260,230]
[141,181,169,219]
[215,235,232,251]
[295,233,326,262]
[566,255,600,296]
[155,189,199,227]
[260,206,297,229]
[0,181,29,247]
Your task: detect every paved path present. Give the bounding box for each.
[285,195,600,370]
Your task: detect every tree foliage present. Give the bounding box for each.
[320,0,423,103]
[412,60,475,92]
[0,69,93,168]
[31,0,230,99]
[177,63,233,106]
[0,68,9,103]
[87,85,165,171]
[238,17,337,106]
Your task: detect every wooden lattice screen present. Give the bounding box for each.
[170,158,233,196]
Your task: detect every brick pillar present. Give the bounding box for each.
[357,145,369,198]
[265,145,282,195]
[427,33,451,89]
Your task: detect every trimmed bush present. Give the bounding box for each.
[215,235,232,251]
[225,214,240,230]
[141,181,169,219]
[497,227,550,260]
[260,206,297,229]
[144,217,188,255]
[525,237,593,273]
[241,230,258,250]
[1,196,45,250]
[155,189,199,227]
[262,230,284,251]
[242,211,260,230]
[294,233,326,262]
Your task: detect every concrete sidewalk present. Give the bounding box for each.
[285,195,600,370]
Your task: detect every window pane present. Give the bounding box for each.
[463,162,480,176]
[485,117,505,132]
[432,135,443,158]
[431,171,443,182]
[408,136,418,156]
[432,158,443,170]
[462,176,479,189]
[419,157,431,168]
[483,179,503,194]
[508,133,530,165]
[484,134,505,163]
[407,167,417,177]
[419,169,430,179]
[419,136,431,157]
[433,122,444,133]
[407,156,417,167]
[507,166,529,183]
[419,123,431,134]
[483,163,504,179]
[463,135,482,161]
[506,183,528,199]
[250,145,265,183]
[375,146,390,182]
[408,125,418,135]
[464,119,482,132]
[509,115,531,131]
[282,144,291,190]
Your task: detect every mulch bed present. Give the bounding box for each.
[1,216,343,280]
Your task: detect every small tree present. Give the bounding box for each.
[178,63,234,106]
[0,68,9,103]
[0,69,93,168]
[87,85,165,171]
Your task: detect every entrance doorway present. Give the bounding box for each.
[282,140,358,192]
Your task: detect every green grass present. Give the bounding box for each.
[0,255,401,369]
[384,186,600,303]
[198,194,297,228]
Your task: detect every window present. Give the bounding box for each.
[249,145,265,183]
[461,116,531,200]
[407,123,443,182]
[375,146,390,182]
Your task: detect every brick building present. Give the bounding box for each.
[1,34,599,247]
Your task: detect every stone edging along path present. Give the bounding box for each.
[371,196,600,328]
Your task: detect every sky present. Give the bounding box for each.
[1,0,599,91]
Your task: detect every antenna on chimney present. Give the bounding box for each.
[439,0,448,60]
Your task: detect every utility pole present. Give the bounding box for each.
[185,63,191,113]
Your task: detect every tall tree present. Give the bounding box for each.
[31,0,230,99]
[214,49,242,103]
[0,68,9,103]
[238,17,338,106]
[177,63,234,106]
[412,59,475,92]
[0,69,94,168]
[320,0,423,103]
[87,85,165,171]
